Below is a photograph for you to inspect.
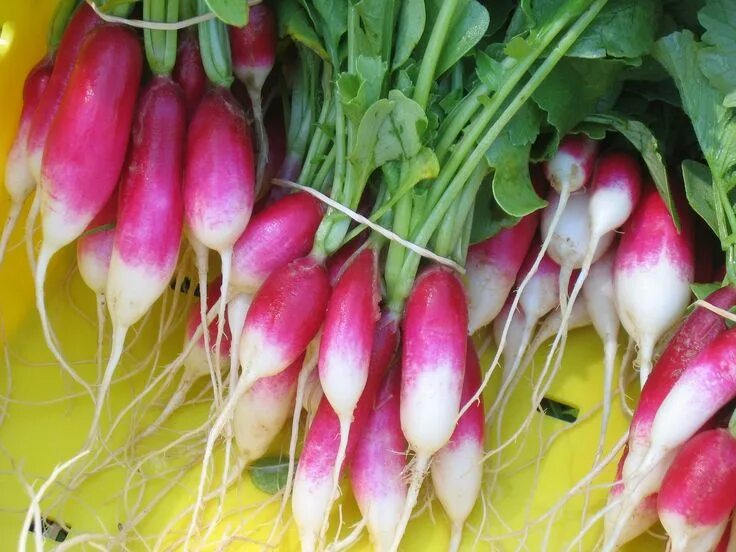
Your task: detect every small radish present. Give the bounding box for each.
[351,366,407,552]
[326,233,368,286]
[658,429,736,552]
[316,247,380,541]
[293,311,399,552]
[0,58,52,264]
[230,2,277,194]
[614,187,694,386]
[77,193,117,377]
[492,299,526,382]
[183,86,255,408]
[470,135,598,414]
[715,517,736,552]
[465,211,539,334]
[173,28,206,120]
[605,328,736,551]
[431,340,484,552]
[34,24,142,401]
[390,266,467,552]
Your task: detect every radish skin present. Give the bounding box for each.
[614,187,694,386]
[658,429,736,552]
[350,366,407,552]
[391,266,468,552]
[35,24,142,403]
[431,340,484,552]
[492,299,526,382]
[0,58,52,264]
[293,311,399,552]
[173,28,206,120]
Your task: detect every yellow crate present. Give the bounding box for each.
[0,2,663,550]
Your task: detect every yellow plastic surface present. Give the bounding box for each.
[0,2,663,550]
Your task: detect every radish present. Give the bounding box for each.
[390,265,468,552]
[492,298,526,382]
[465,212,539,334]
[188,255,329,545]
[326,233,368,285]
[0,58,52,264]
[230,2,277,194]
[34,24,142,401]
[431,340,484,552]
[316,246,380,541]
[658,429,736,552]
[76,193,117,377]
[350,365,407,552]
[183,86,255,408]
[293,310,399,552]
[173,28,206,120]
[605,328,736,551]
[614,186,694,386]
[89,75,185,443]
[715,518,736,552]
[471,135,598,413]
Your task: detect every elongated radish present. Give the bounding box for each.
[230,2,276,194]
[189,255,330,545]
[470,135,597,413]
[326,233,368,285]
[87,75,184,443]
[26,3,101,185]
[614,187,694,386]
[492,299,526,381]
[658,429,736,552]
[293,311,399,552]
[173,28,206,119]
[350,365,406,552]
[431,340,484,552]
[465,212,539,333]
[35,24,142,402]
[0,58,52,264]
[183,86,255,407]
[316,247,380,541]
[390,266,467,552]
[77,193,117,376]
[605,328,736,551]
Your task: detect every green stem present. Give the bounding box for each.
[435,82,490,162]
[298,67,334,185]
[197,0,233,87]
[412,0,461,109]
[391,0,609,309]
[144,0,180,76]
[313,146,336,194]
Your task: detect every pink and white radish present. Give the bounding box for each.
[173,28,206,120]
[183,86,255,407]
[658,429,736,552]
[492,299,526,382]
[0,58,52,263]
[293,311,399,552]
[34,24,142,402]
[316,247,380,539]
[390,266,468,552]
[465,212,539,333]
[230,2,276,194]
[469,135,598,413]
[431,340,484,552]
[605,327,736,550]
[614,187,694,386]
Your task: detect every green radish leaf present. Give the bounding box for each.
[204,0,248,26]
[276,0,328,59]
[337,55,387,126]
[475,50,504,91]
[392,0,425,70]
[697,0,736,97]
[435,0,490,76]
[302,0,348,59]
[249,456,291,495]
[567,0,660,60]
[691,282,722,301]
[683,159,719,235]
[469,177,520,244]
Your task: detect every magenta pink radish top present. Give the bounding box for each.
[468,212,539,278]
[591,152,642,203]
[229,4,277,74]
[173,29,206,120]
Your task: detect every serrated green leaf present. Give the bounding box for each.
[683,159,718,235]
[697,0,736,96]
[337,55,387,126]
[204,0,248,26]
[249,457,291,495]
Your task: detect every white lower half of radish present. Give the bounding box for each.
[358,492,405,552]
[431,438,483,529]
[106,256,170,328]
[183,344,227,380]
[78,243,112,295]
[239,328,289,380]
[466,263,512,334]
[604,493,657,547]
[292,472,332,551]
[320,347,367,417]
[40,196,86,253]
[659,511,728,552]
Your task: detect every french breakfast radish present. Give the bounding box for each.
[658,429,736,552]
[431,340,484,552]
[293,311,399,552]
[0,58,52,264]
[465,212,539,333]
[614,186,694,386]
[316,246,380,541]
[173,28,206,120]
[350,365,407,552]
[35,24,142,401]
[390,266,468,552]
[492,299,526,382]
[90,75,185,443]
[230,2,277,194]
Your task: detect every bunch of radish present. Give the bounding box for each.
[8,1,736,551]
